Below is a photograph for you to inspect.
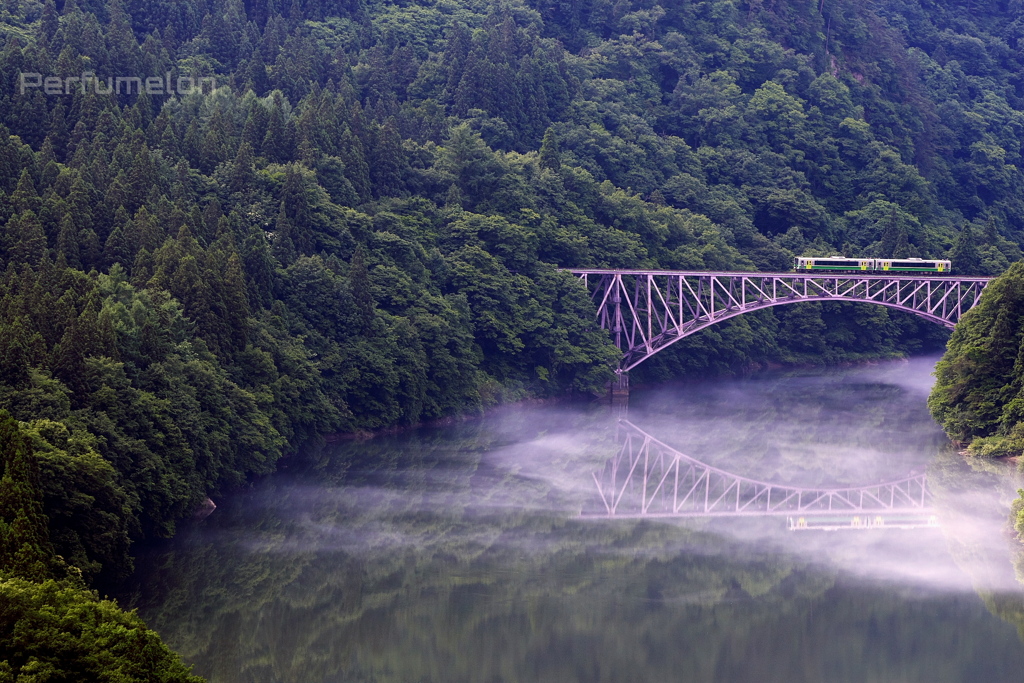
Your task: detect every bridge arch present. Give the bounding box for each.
[570,270,991,372]
[619,296,952,372]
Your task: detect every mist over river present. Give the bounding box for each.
[129,356,1024,683]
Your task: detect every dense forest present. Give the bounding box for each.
[3,0,1024,677]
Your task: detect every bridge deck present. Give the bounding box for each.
[569,268,992,282]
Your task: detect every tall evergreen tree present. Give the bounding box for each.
[349,244,375,334]
[950,225,983,276]
[539,126,561,171]
[0,411,62,582]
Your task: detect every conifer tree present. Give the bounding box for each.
[262,93,293,163]
[892,228,910,258]
[10,171,40,215]
[103,223,132,268]
[78,229,102,271]
[0,411,61,582]
[349,244,375,334]
[56,215,82,269]
[131,206,163,253]
[230,142,257,194]
[442,22,472,99]
[0,127,21,194]
[47,103,69,162]
[67,176,95,236]
[272,206,298,265]
[369,120,406,198]
[950,225,983,275]
[4,213,48,267]
[878,207,909,257]
[222,252,250,351]
[539,126,561,171]
[39,0,60,45]
[0,320,31,389]
[38,140,60,189]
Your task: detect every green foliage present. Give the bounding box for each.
[0,411,62,583]
[1013,490,1024,541]
[930,261,1024,446]
[951,225,984,276]
[0,575,202,682]
[20,418,132,587]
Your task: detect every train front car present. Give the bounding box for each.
[793,256,872,273]
[876,258,952,274]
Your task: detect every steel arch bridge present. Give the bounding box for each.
[583,420,935,522]
[569,270,992,372]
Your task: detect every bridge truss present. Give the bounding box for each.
[584,421,934,519]
[570,270,991,371]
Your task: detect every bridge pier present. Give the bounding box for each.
[609,370,629,402]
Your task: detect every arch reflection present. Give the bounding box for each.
[585,420,938,530]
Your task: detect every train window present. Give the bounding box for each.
[890,260,935,268]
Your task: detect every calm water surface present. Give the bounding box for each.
[131,356,1024,682]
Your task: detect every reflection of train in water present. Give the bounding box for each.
[788,514,940,531]
[794,256,951,274]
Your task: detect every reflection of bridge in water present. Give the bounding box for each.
[584,420,937,530]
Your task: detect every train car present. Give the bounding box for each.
[876,258,951,273]
[794,257,872,272]
[793,257,952,274]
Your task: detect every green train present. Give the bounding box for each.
[793,257,951,274]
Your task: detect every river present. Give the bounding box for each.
[129,355,1024,682]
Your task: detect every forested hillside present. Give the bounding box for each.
[930,262,1024,457]
[3,0,1024,676]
